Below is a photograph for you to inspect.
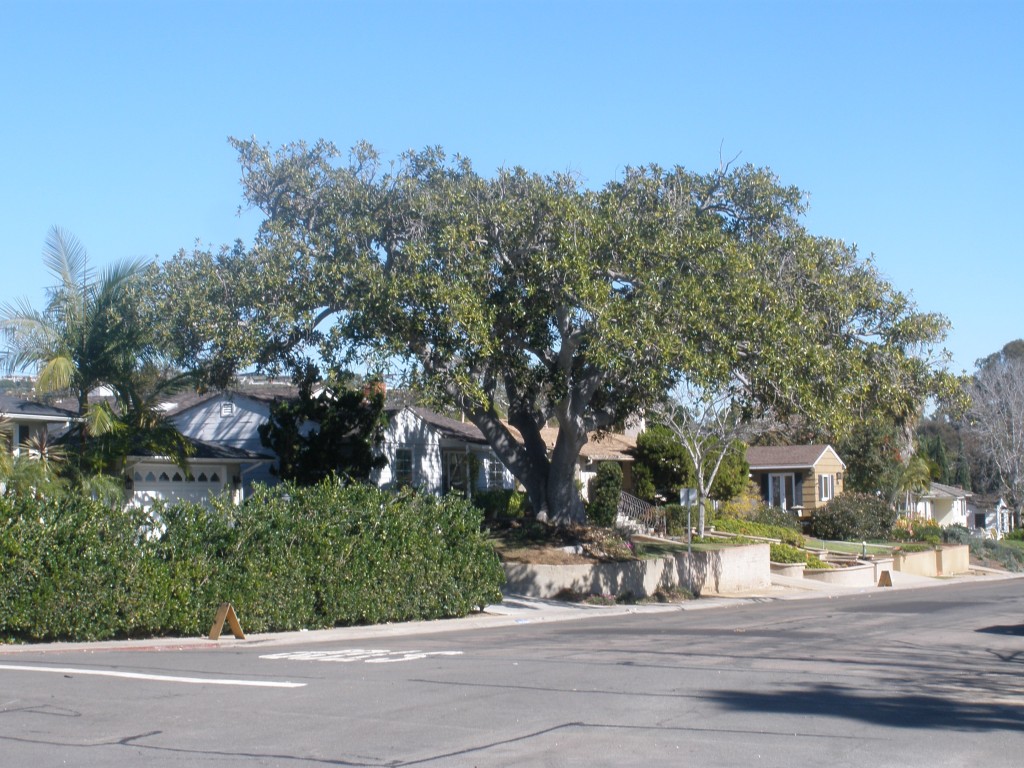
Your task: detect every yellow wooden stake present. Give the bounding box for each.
[877,570,893,587]
[209,603,246,640]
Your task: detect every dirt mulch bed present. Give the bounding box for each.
[489,519,636,565]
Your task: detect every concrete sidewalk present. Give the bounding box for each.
[1,567,1019,656]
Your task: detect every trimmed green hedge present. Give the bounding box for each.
[0,480,504,643]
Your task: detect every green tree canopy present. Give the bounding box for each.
[157,140,958,525]
[257,364,387,485]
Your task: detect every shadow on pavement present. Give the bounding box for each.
[707,682,1023,733]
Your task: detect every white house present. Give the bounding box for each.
[373,406,640,499]
[909,481,971,528]
[0,395,77,455]
[966,494,1013,539]
[373,407,514,494]
[161,384,296,494]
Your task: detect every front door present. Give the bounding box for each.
[768,473,796,510]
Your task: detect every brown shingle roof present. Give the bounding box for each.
[746,444,843,470]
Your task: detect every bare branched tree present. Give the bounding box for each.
[966,355,1024,529]
[652,379,778,537]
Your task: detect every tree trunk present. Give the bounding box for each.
[546,449,586,526]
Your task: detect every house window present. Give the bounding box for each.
[394,448,414,487]
[220,402,235,418]
[819,474,835,502]
[443,450,469,494]
[487,456,506,490]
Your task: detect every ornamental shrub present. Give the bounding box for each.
[809,492,898,541]
[587,462,623,527]
[942,524,973,545]
[769,543,807,563]
[473,489,529,520]
[1004,528,1024,541]
[711,516,804,547]
[662,504,688,537]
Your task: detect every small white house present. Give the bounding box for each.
[966,495,1013,539]
[373,406,640,499]
[909,482,971,528]
[0,395,77,456]
[163,384,297,494]
[373,407,514,494]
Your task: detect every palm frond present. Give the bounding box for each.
[43,226,89,293]
[84,400,121,438]
[96,256,152,295]
[36,355,76,394]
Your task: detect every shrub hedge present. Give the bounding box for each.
[587,462,622,527]
[0,480,504,643]
[808,492,898,541]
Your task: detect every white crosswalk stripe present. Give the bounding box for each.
[260,648,463,664]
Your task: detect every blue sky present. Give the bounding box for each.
[2,0,1020,374]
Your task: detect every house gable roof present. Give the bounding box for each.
[0,395,79,423]
[921,481,971,500]
[390,406,637,460]
[389,406,491,445]
[127,437,272,462]
[158,383,300,417]
[746,444,845,471]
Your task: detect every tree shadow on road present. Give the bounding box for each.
[707,683,1023,733]
[976,623,1024,636]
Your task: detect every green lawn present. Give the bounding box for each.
[803,538,896,555]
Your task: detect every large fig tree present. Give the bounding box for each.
[157,140,956,525]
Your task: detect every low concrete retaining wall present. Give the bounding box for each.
[502,543,771,599]
[803,562,876,587]
[892,545,969,577]
[770,561,806,577]
[938,545,969,575]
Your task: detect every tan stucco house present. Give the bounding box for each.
[746,444,846,518]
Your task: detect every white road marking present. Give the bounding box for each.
[260,648,463,664]
[0,663,305,688]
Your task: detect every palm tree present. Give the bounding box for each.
[1,227,192,487]
[898,454,933,515]
[0,227,152,414]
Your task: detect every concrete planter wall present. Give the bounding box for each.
[938,545,969,575]
[892,545,969,577]
[770,561,806,577]
[803,562,876,587]
[502,543,771,599]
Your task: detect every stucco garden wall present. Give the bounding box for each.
[892,545,969,577]
[502,543,771,599]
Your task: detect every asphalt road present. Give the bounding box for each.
[1,579,1022,767]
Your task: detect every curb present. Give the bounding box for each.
[2,570,1021,656]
